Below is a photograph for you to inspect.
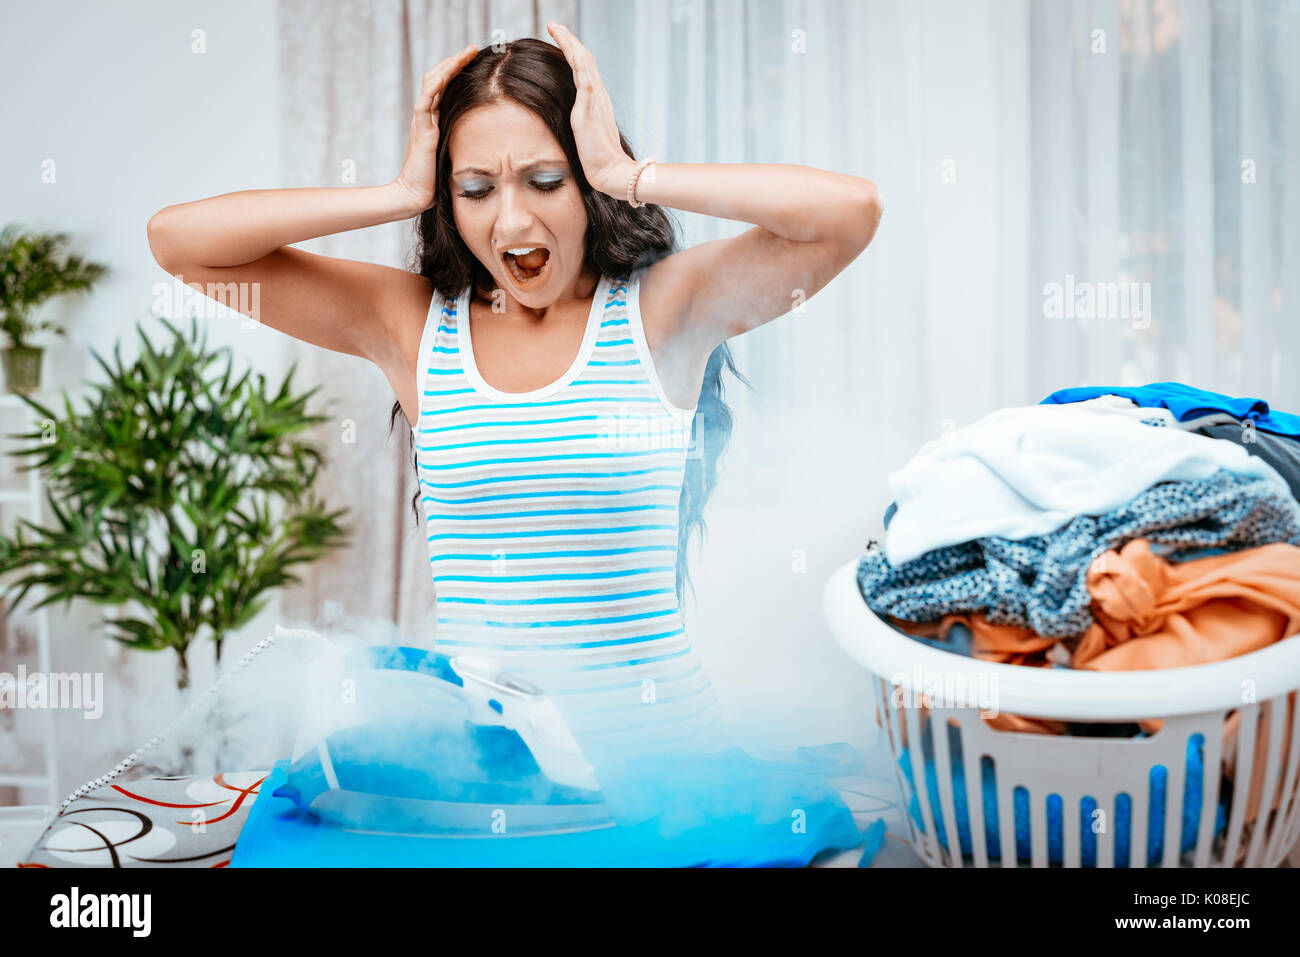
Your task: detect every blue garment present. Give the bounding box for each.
[1196,421,1300,503]
[1041,382,1300,438]
[858,817,887,867]
[858,469,1300,637]
[232,746,868,867]
[899,726,1229,866]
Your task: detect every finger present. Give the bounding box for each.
[547,22,576,65]
[559,24,591,57]
[416,86,443,118]
[551,22,593,61]
[424,43,476,79]
[551,26,600,87]
[410,101,434,135]
[416,44,476,113]
[573,60,602,96]
[422,44,476,93]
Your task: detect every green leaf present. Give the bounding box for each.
[0,315,350,664]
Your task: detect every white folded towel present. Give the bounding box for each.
[883,395,1290,565]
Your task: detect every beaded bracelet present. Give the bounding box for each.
[626,156,656,208]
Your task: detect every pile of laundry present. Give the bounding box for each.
[856,382,1300,864]
[857,381,1300,736]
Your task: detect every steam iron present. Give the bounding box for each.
[273,645,616,837]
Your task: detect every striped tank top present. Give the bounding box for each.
[413,268,729,764]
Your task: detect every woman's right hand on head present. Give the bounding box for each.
[393,43,479,213]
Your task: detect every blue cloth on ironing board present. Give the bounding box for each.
[898,729,1229,866]
[231,746,867,867]
[857,817,887,867]
[1041,382,1300,438]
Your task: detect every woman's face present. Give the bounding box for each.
[447,99,590,307]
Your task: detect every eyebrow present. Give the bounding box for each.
[452,159,568,176]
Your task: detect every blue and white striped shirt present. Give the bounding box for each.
[414,268,728,761]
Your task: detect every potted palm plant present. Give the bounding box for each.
[0,315,349,690]
[0,224,109,393]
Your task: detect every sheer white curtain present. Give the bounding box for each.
[275,0,575,642]
[577,0,1297,750]
[1029,0,1300,407]
[578,0,1030,748]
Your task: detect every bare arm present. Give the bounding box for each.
[602,162,881,346]
[147,182,418,270]
[613,162,878,348]
[146,182,427,363]
[605,162,878,247]
[145,43,479,369]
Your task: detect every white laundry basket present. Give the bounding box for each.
[824,558,1300,868]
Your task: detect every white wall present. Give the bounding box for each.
[0,0,286,803]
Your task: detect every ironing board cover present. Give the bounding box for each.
[231,746,867,867]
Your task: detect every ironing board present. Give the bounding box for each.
[17,771,266,868]
[15,740,921,867]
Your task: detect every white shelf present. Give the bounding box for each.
[0,774,49,788]
[0,398,60,809]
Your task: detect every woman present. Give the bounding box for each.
[147,24,882,766]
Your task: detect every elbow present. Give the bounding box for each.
[147,209,179,273]
[851,181,883,250]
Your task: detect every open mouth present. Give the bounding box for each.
[502,246,551,285]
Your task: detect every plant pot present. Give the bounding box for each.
[2,346,43,394]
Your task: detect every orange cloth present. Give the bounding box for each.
[890,540,1300,830]
[896,540,1300,672]
[898,613,1059,668]
[889,614,1067,734]
[1075,539,1300,671]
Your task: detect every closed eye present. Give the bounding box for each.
[456,179,565,203]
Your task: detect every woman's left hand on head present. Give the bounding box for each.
[547,22,635,197]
